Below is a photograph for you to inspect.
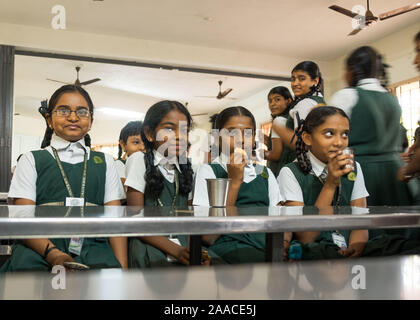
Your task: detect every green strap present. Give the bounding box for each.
[157,169,179,207]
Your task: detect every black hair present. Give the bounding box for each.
[268,86,293,118]
[346,46,389,87]
[209,113,218,130]
[415,31,420,42]
[295,106,349,174]
[39,85,94,148]
[215,106,256,132]
[414,127,420,141]
[118,120,143,160]
[141,100,193,199]
[291,61,324,102]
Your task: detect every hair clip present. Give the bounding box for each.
[38,99,48,117]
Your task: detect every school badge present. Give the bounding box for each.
[93,156,103,164]
[347,172,356,181]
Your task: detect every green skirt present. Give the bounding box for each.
[0,238,121,272]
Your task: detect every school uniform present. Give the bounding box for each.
[267,115,288,177]
[2,134,125,272]
[277,152,369,260]
[330,78,420,238]
[193,155,283,264]
[114,159,126,179]
[125,150,191,268]
[273,93,326,173]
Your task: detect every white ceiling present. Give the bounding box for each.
[0,0,419,60]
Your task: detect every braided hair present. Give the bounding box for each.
[118,120,143,160]
[39,85,94,148]
[291,61,324,104]
[141,100,193,199]
[346,46,389,88]
[295,106,349,174]
[268,86,293,119]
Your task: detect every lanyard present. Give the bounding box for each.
[157,169,179,207]
[51,146,88,204]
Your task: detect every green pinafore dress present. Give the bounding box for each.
[349,87,420,239]
[285,162,355,260]
[205,163,270,264]
[0,150,121,272]
[128,172,189,268]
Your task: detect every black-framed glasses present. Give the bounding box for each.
[53,107,91,118]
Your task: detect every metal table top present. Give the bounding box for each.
[1,205,420,239]
[1,255,419,300]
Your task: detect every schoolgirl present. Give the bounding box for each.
[277,106,369,260]
[264,86,293,177]
[125,100,208,267]
[193,106,283,264]
[3,85,127,271]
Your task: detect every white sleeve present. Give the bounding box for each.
[350,162,369,201]
[289,98,318,128]
[329,88,358,118]
[277,166,304,202]
[124,151,147,193]
[192,164,216,206]
[268,167,284,205]
[114,160,126,179]
[104,154,125,203]
[7,152,37,202]
[271,117,287,138]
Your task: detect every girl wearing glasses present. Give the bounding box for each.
[3,85,127,272]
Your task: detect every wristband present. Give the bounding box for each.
[44,243,59,260]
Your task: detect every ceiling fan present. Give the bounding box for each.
[47,66,101,86]
[329,1,420,36]
[195,80,236,100]
[184,102,209,117]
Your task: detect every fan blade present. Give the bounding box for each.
[194,96,217,98]
[329,5,358,18]
[80,78,101,86]
[379,3,420,21]
[46,79,71,85]
[220,88,233,98]
[348,27,363,36]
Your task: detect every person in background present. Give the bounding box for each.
[264,86,293,177]
[193,106,283,264]
[278,106,368,260]
[115,120,144,187]
[329,46,420,215]
[2,85,127,272]
[271,61,326,163]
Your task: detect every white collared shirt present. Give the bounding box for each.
[289,92,324,128]
[192,156,283,207]
[271,116,288,138]
[124,150,192,200]
[8,134,124,203]
[277,152,369,204]
[115,159,126,179]
[330,78,388,118]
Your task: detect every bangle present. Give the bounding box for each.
[43,243,59,260]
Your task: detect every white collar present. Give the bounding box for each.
[357,78,387,92]
[153,150,181,172]
[308,151,327,177]
[50,134,87,151]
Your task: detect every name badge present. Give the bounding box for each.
[69,237,84,256]
[66,197,84,207]
[332,232,347,249]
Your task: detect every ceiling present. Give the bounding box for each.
[13,54,279,143]
[0,0,419,60]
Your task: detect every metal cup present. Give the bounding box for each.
[206,178,231,207]
[342,147,354,169]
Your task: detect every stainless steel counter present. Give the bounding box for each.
[1,205,420,239]
[1,255,419,299]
